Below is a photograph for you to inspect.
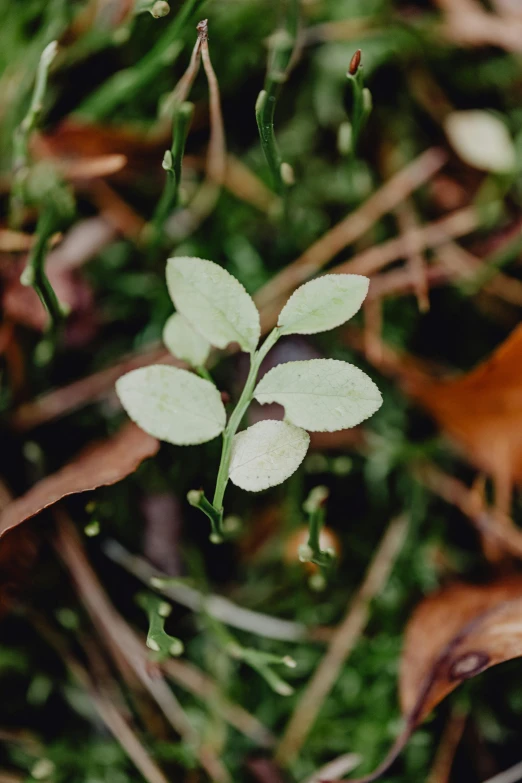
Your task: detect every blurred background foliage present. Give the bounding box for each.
[1,0,522,782]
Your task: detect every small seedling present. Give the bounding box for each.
[344,49,372,157]
[116,256,382,541]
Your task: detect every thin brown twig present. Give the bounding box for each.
[427,706,467,783]
[395,200,430,312]
[363,295,383,366]
[301,754,362,783]
[199,20,226,188]
[413,462,522,561]
[259,206,479,333]
[255,147,447,309]
[30,613,170,783]
[275,515,409,765]
[332,206,478,278]
[10,343,177,430]
[54,511,231,783]
[172,35,203,106]
[163,657,275,748]
[435,0,522,51]
[434,243,522,307]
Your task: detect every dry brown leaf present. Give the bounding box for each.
[33,121,167,181]
[412,324,522,484]
[0,423,159,540]
[400,577,522,719]
[336,576,522,783]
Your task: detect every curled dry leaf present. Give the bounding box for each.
[412,324,522,485]
[338,576,522,783]
[0,423,159,541]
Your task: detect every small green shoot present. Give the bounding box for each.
[116,258,382,541]
[137,593,184,660]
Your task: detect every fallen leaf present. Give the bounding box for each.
[412,324,522,485]
[400,577,522,720]
[33,121,167,182]
[0,422,159,540]
[444,110,516,173]
[337,577,522,782]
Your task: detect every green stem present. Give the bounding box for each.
[346,66,371,157]
[10,40,58,227]
[78,0,205,120]
[255,0,298,196]
[21,207,65,332]
[137,593,183,659]
[133,0,171,17]
[148,100,194,254]
[307,506,324,556]
[211,327,281,516]
[187,489,224,543]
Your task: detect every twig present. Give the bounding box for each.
[427,706,467,783]
[435,0,522,52]
[104,538,329,642]
[258,206,479,334]
[199,20,226,188]
[434,242,522,307]
[10,342,176,431]
[78,0,206,119]
[254,147,447,309]
[363,295,383,366]
[85,179,146,239]
[30,614,171,783]
[162,657,275,747]
[302,754,362,783]
[54,512,231,783]
[275,515,409,765]
[395,200,430,312]
[413,462,522,561]
[481,760,522,783]
[332,206,479,277]
[255,0,299,196]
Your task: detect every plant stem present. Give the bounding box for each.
[211,327,280,518]
[187,490,224,542]
[10,40,58,227]
[255,0,298,196]
[78,0,205,120]
[148,101,194,254]
[345,53,372,157]
[21,206,65,332]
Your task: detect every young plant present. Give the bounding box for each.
[116,257,382,541]
[343,49,372,157]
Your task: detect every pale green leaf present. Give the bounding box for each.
[444,111,516,173]
[116,365,226,446]
[229,420,309,492]
[166,256,260,353]
[163,313,210,367]
[254,359,382,432]
[278,274,369,335]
